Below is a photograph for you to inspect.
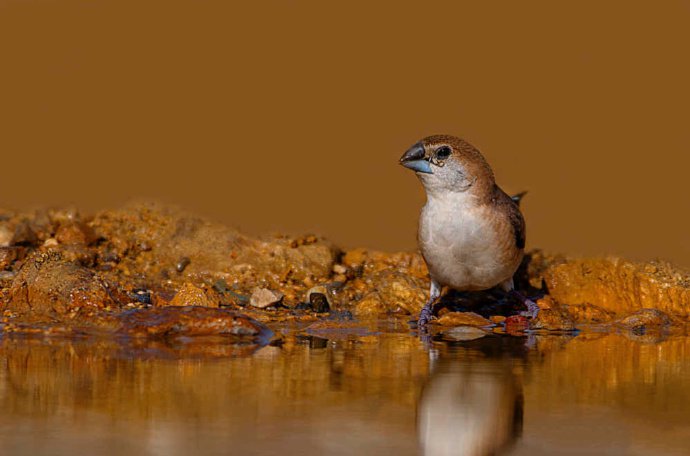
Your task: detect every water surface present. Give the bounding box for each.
[1,325,688,455]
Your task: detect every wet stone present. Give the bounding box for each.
[434,312,493,328]
[565,303,617,324]
[354,292,385,317]
[175,256,191,273]
[169,283,220,308]
[530,296,576,331]
[115,306,273,339]
[129,289,152,305]
[305,286,331,313]
[615,308,673,332]
[250,288,283,309]
[4,251,116,323]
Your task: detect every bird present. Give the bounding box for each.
[399,134,538,327]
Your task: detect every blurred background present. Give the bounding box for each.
[0,0,688,267]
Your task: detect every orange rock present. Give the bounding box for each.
[169,283,220,308]
[435,312,493,327]
[354,292,385,317]
[490,315,506,324]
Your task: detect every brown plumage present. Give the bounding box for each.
[399,135,536,327]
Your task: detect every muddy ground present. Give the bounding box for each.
[0,203,688,343]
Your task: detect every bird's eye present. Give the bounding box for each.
[436,146,452,160]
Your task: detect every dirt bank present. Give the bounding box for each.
[0,203,688,339]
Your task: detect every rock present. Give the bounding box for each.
[342,248,367,267]
[354,292,385,317]
[332,264,347,275]
[615,308,673,331]
[530,296,576,331]
[374,270,427,315]
[12,220,38,246]
[116,306,273,339]
[43,238,59,247]
[529,253,690,318]
[435,312,493,327]
[250,288,283,308]
[441,326,490,341]
[169,283,220,308]
[175,256,191,272]
[88,203,338,290]
[55,222,97,246]
[564,303,617,324]
[305,286,331,313]
[504,315,529,333]
[4,251,116,323]
[0,247,18,270]
[0,224,12,247]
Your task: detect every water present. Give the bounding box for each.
[0,324,688,455]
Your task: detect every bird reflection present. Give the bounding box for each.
[418,335,525,456]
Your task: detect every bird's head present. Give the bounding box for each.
[399,135,495,196]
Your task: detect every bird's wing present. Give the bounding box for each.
[495,187,526,250]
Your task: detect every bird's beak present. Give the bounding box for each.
[399,142,433,174]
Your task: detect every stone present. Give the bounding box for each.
[4,251,116,323]
[116,306,273,339]
[0,224,12,247]
[305,285,331,313]
[169,283,220,308]
[250,288,283,308]
[530,296,576,331]
[374,270,427,315]
[529,253,690,318]
[564,303,617,324]
[615,308,673,331]
[55,222,97,246]
[354,292,385,317]
[435,312,493,327]
[0,247,18,270]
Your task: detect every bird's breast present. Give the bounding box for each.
[418,196,521,290]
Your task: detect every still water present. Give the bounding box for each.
[0,323,688,456]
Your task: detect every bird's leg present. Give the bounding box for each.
[511,289,540,319]
[418,279,441,328]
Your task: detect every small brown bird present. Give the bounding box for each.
[399,134,538,327]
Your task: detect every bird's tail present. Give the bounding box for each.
[511,191,528,206]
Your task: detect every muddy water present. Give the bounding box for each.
[1,325,688,456]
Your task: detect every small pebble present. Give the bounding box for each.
[176,257,191,272]
[43,238,59,247]
[250,288,283,309]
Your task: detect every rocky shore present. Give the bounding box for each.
[0,203,688,341]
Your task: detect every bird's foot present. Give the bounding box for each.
[417,304,434,328]
[511,290,540,319]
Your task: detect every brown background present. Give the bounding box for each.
[0,0,688,267]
